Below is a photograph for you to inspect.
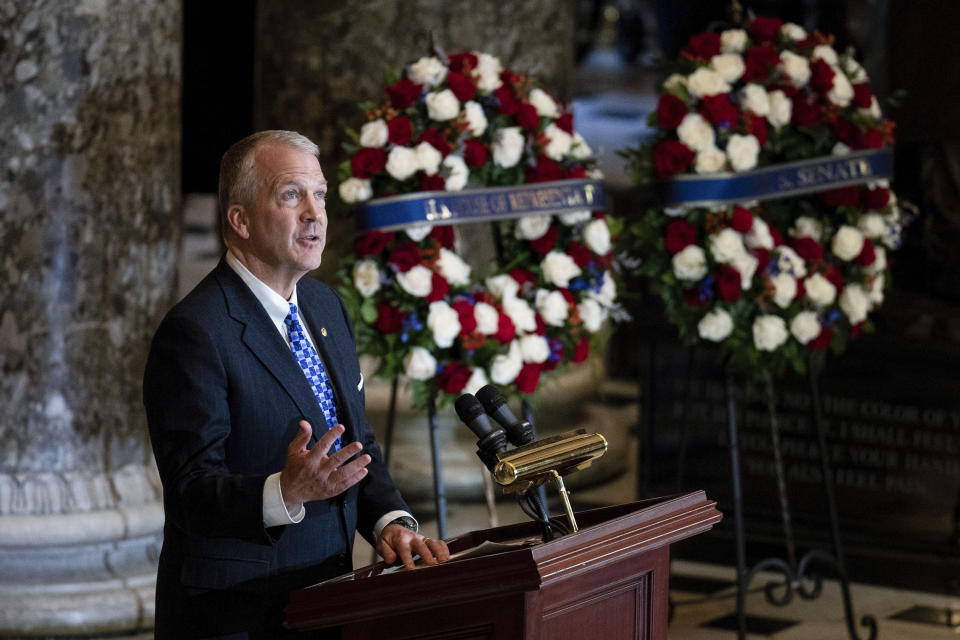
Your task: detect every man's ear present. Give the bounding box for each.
[226,204,250,240]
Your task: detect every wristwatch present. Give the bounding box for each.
[387,515,418,532]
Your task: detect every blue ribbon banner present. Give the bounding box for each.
[658,149,894,207]
[354,179,606,232]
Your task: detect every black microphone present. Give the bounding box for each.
[454,393,507,471]
[475,384,536,446]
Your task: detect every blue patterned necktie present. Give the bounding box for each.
[285,303,341,451]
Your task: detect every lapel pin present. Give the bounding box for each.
[320,327,327,337]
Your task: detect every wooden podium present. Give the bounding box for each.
[285,491,721,639]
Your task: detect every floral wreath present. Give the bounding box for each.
[622,16,905,378]
[335,50,624,405]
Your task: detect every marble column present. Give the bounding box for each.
[0,0,180,636]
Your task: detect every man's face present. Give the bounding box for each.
[243,143,328,284]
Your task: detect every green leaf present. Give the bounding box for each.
[360,296,378,324]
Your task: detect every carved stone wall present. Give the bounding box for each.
[0,0,180,635]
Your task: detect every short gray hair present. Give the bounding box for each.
[217,130,320,239]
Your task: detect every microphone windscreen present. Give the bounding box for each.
[475,384,507,413]
[454,393,486,427]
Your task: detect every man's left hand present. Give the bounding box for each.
[376,524,450,570]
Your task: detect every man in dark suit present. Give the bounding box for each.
[144,130,449,639]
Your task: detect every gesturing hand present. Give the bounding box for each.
[279,420,370,509]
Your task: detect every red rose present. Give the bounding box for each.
[825,265,844,291]
[730,206,754,233]
[374,301,405,334]
[516,363,542,394]
[653,139,695,178]
[859,129,884,149]
[716,266,742,302]
[386,78,422,109]
[830,117,860,147]
[773,83,799,98]
[495,85,517,115]
[684,288,709,307]
[425,272,450,302]
[855,238,876,266]
[820,186,860,208]
[746,113,768,146]
[463,139,489,167]
[685,32,721,59]
[417,128,451,156]
[452,299,478,335]
[446,71,477,102]
[430,226,455,249]
[749,17,783,43]
[508,268,536,287]
[664,219,697,254]
[595,252,614,269]
[534,314,547,336]
[573,337,589,363]
[851,322,863,339]
[791,94,821,127]
[794,277,805,301]
[354,230,395,257]
[864,187,890,210]
[566,166,587,179]
[743,45,780,83]
[852,83,873,109]
[769,225,785,246]
[656,94,688,130]
[515,103,540,130]
[558,288,575,303]
[387,116,413,145]
[807,326,833,351]
[526,155,564,183]
[350,147,387,178]
[809,59,836,94]
[792,236,824,261]
[419,173,445,191]
[701,94,739,126]
[494,312,516,344]
[566,241,593,267]
[529,226,559,254]
[387,241,421,272]
[437,361,473,395]
[753,248,771,272]
[556,112,574,134]
[448,52,478,74]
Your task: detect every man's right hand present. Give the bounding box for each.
[279,420,370,509]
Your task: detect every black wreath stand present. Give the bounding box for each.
[726,363,878,640]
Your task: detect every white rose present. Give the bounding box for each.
[436,247,471,285]
[832,225,865,261]
[781,22,807,41]
[404,223,433,242]
[413,141,442,176]
[845,58,869,82]
[695,146,727,174]
[827,70,854,107]
[720,29,748,53]
[711,53,745,84]
[745,217,774,250]
[771,272,797,308]
[731,251,759,289]
[709,228,746,264]
[686,67,731,98]
[407,56,447,86]
[804,273,837,307]
[443,154,469,191]
[583,218,611,254]
[425,88,460,121]
[386,146,419,181]
[528,88,559,118]
[543,123,573,160]
[664,205,690,217]
[839,283,870,324]
[767,90,792,127]
[502,296,537,332]
[698,308,734,342]
[570,132,593,159]
[519,334,550,363]
[404,346,438,380]
[396,265,434,298]
[832,142,852,156]
[858,213,886,239]
[515,215,552,240]
[790,311,821,344]
[359,119,388,147]
[868,274,885,305]
[578,298,605,332]
[486,274,520,301]
[727,133,760,172]
[677,113,716,153]
[741,84,771,116]
[559,209,592,226]
[352,259,381,298]
[474,302,500,335]
[673,245,708,281]
[427,300,461,348]
[865,96,882,120]
[589,271,617,307]
[464,367,490,396]
[490,340,523,384]
[811,45,839,66]
[663,73,688,93]
[867,247,887,275]
[541,251,582,288]
[535,289,569,328]
[473,52,503,92]
[780,51,811,87]
[753,315,789,351]
[776,246,808,278]
[492,126,525,168]
[462,100,488,136]
[338,177,372,204]
[790,216,823,241]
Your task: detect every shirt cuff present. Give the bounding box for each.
[262,472,305,527]
[373,510,418,542]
